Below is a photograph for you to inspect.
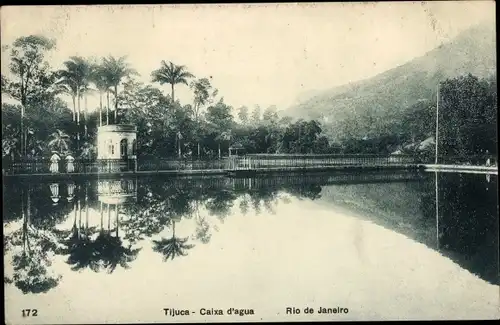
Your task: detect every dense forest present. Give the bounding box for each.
[1,35,497,162]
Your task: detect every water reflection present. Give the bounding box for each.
[436,172,499,285]
[4,184,62,294]
[3,170,498,299]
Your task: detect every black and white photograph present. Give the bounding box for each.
[1,2,498,323]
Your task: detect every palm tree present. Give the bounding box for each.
[152,221,194,261]
[58,57,92,125]
[54,76,78,122]
[101,56,137,123]
[151,61,194,103]
[91,64,110,127]
[48,129,71,154]
[80,65,95,137]
[57,56,93,143]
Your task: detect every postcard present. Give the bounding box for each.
[2,2,498,324]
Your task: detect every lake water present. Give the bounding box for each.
[3,171,499,323]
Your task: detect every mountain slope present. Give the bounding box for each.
[288,23,496,142]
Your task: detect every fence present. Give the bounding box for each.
[2,157,228,175]
[2,158,136,175]
[4,153,496,176]
[228,154,418,170]
[136,157,228,172]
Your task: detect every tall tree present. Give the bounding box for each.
[206,98,235,158]
[151,61,194,103]
[251,105,261,125]
[54,77,78,123]
[90,64,110,127]
[439,74,497,159]
[80,59,95,137]
[101,56,137,123]
[57,56,92,127]
[262,105,279,125]
[190,77,218,156]
[55,56,94,148]
[190,77,218,120]
[237,106,249,125]
[2,35,55,156]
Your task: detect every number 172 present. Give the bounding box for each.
[22,309,38,317]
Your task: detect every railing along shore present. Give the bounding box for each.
[2,154,497,176]
[228,154,417,170]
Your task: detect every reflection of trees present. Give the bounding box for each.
[56,200,141,274]
[4,187,62,294]
[3,182,75,228]
[286,183,322,200]
[3,175,340,280]
[3,182,24,223]
[235,181,321,215]
[58,199,100,272]
[94,234,141,273]
[239,194,250,215]
[153,221,194,261]
[438,173,499,285]
[191,199,212,244]
[95,205,141,273]
[205,189,236,222]
[120,182,195,243]
[130,181,198,260]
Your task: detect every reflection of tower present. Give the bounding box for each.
[97,178,138,233]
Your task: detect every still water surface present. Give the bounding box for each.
[3,171,499,323]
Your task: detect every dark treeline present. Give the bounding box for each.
[336,73,497,160]
[1,35,497,161]
[1,35,330,161]
[438,74,497,159]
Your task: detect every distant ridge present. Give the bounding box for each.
[288,22,496,142]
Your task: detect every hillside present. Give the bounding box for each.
[288,23,496,143]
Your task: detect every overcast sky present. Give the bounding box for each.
[1,2,495,112]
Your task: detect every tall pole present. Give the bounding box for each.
[435,83,439,165]
[435,171,439,250]
[20,106,24,157]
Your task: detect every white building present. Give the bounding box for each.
[97,124,137,160]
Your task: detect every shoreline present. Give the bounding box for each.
[3,164,418,180]
[2,163,497,180]
[423,164,498,175]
